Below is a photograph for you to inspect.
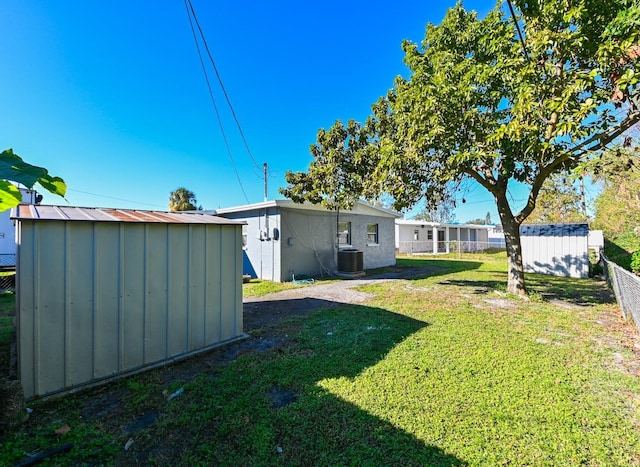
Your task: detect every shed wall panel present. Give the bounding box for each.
[520,223,588,278]
[122,224,145,369]
[220,227,240,340]
[144,225,169,364]
[18,220,243,399]
[16,222,35,396]
[34,222,66,396]
[66,223,95,387]
[188,226,206,351]
[168,225,189,357]
[205,228,222,344]
[94,223,121,378]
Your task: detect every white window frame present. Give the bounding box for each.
[367,223,379,245]
[338,221,351,247]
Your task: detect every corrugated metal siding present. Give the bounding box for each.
[520,223,589,278]
[17,220,243,399]
[11,204,241,224]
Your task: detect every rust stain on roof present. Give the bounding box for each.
[11,205,243,225]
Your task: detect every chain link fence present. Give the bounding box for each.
[601,254,640,333]
[0,254,16,293]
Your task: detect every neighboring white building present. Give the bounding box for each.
[0,188,42,266]
[395,219,493,254]
[588,229,604,252]
[215,200,401,282]
[488,224,506,248]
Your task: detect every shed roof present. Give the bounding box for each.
[11,205,244,225]
[520,223,588,237]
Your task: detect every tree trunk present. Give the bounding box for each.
[495,194,527,295]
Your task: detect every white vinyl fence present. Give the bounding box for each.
[601,254,640,334]
[398,241,505,255]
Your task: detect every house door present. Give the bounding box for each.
[438,230,446,252]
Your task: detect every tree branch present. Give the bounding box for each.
[571,111,640,158]
[515,163,556,223]
[464,168,496,194]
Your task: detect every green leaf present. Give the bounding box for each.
[0,149,66,197]
[0,180,24,212]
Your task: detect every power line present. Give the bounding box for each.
[506,0,530,62]
[67,189,166,209]
[183,0,249,204]
[184,0,262,173]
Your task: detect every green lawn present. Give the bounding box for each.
[242,278,305,297]
[1,254,639,465]
[0,293,14,346]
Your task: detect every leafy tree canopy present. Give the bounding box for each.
[526,173,587,224]
[592,144,640,237]
[169,187,200,212]
[282,0,639,294]
[0,148,66,212]
[281,119,379,211]
[413,194,457,223]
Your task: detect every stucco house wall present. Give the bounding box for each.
[217,200,400,282]
[220,207,283,282]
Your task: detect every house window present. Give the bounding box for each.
[338,221,351,246]
[427,230,433,241]
[367,223,379,244]
[413,229,419,241]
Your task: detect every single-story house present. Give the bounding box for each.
[214,199,401,282]
[12,205,245,399]
[520,222,589,278]
[395,219,493,254]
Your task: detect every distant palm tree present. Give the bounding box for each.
[169,187,199,212]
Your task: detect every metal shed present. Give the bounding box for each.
[12,205,245,399]
[520,223,589,279]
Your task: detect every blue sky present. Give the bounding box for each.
[0,1,599,222]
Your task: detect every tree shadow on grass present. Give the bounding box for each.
[172,303,465,466]
[437,278,506,295]
[4,301,465,466]
[366,257,483,282]
[438,272,614,307]
[525,273,615,306]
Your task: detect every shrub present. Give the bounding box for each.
[631,250,640,275]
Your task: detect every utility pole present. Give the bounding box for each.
[263,162,268,202]
[579,176,587,219]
